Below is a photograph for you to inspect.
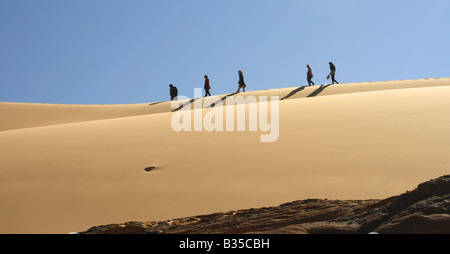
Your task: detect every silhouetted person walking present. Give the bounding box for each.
[307,65,315,86]
[327,62,339,84]
[237,70,246,93]
[169,84,178,101]
[204,75,211,97]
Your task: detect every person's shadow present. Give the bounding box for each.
[307,84,331,97]
[148,102,162,106]
[171,98,201,112]
[208,92,239,108]
[281,86,306,100]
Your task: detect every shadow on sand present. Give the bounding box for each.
[281,86,306,100]
[281,84,332,101]
[307,84,331,97]
[148,102,162,106]
[171,98,202,112]
[209,92,239,108]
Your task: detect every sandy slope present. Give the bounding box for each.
[1,77,448,131]
[0,78,449,233]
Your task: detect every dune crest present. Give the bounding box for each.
[1,77,449,131]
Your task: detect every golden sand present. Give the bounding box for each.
[1,78,449,233]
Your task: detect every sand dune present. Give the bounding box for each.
[0,78,449,233]
[1,77,448,131]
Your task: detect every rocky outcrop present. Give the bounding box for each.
[354,174,450,234]
[80,175,450,234]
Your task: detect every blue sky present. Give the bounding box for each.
[1,0,449,104]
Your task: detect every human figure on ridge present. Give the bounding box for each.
[236,70,246,93]
[204,75,211,97]
[307,64,315,86]
[169,84,178,101]
[327,62,339,84]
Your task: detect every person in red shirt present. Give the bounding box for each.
[204,75,211,97]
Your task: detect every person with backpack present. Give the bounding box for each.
[327,62,339,84]
[236,70,246,93]
[204,75,211,97]
[169,84,178,101]
[307,65,315,86]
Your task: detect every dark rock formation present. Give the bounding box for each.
[355,174,450,234]
[80,175,450,234]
